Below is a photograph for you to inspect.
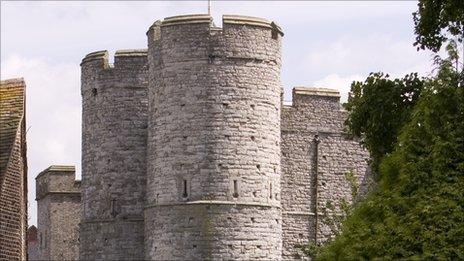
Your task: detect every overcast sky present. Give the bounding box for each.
[1,1,436,226]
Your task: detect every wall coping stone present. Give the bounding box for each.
[293,87,340,97]
[114,49,148,57]
[35,165,75,180]
[81,50,108,65]
[223,15,283,35]
[161,14,212,26]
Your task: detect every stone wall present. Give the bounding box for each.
[79,49,148,260]
[281,87,370,259]
[145,14,284,260]
[35,166,80,261]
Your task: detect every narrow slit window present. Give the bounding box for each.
[183,179,188,198]
[270,182,273,199]
[111,198,117,217]
[233,180,239,198]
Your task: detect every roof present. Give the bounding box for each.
[0,78,26,175]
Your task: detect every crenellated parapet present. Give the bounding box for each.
[80,49,148,96]
[292,87,341,107]
[146,14,283,67]
[35,165,80,200]
[282,87,347,134]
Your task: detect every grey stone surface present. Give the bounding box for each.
[145,14,284,260]
[37,13,371,261]
[79,49,148,260]
[35,166,81,261]
[281,88,370,259]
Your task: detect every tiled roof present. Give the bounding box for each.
[0,78,26,175]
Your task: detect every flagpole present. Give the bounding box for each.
[208,0,211,15]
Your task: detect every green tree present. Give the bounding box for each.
[413,0,464,53]
[344,73,424,174]
[301,171,360,259]
[317,56,464,260]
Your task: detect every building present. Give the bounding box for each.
[37,14,370,260]
[35,166,81,261]
[26,226,38,260]
[0,78,28,261]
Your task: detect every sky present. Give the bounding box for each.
[1,1,436,226]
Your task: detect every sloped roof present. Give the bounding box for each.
[0,78,26,175]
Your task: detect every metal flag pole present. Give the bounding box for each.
[208,0,211,15]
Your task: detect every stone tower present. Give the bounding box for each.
[35,166,81,261]
[79,50,148,259]
[144,14,284,260]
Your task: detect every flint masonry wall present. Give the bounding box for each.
[80,50,148,260]
[36,166,80,261]
[281,88,370,259]
[145,14,284,260]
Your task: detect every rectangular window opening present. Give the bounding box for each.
[111,198,117,217]
[183,179,188,198]
[233,180,239,198]
[270,182,273,199]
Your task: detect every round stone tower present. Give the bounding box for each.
[145,14,284,260]
[80,50,148,260]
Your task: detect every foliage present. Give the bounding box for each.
[413,0,464,52]
[301,171,360,259]
[317,60,464,260]
[344,73,424,174]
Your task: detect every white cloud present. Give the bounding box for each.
[304,34,433,78]
[1,54,81,226]
[313,73,364,102]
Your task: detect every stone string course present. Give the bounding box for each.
[35,14,370,260]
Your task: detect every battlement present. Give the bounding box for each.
[81,49,147,67]
[80,49,148,95]
[161,14,212,26]
[223,15,283,35]
[294,87,340,97]
[147,14,283,69]
[81,50,109,66]
[148,14,282,32]
[36,165,81,200]
[291,87,341,107]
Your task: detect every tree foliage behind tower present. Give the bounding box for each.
[413,0,464,52]
[317,52,464,260]
[344,73,424,174]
